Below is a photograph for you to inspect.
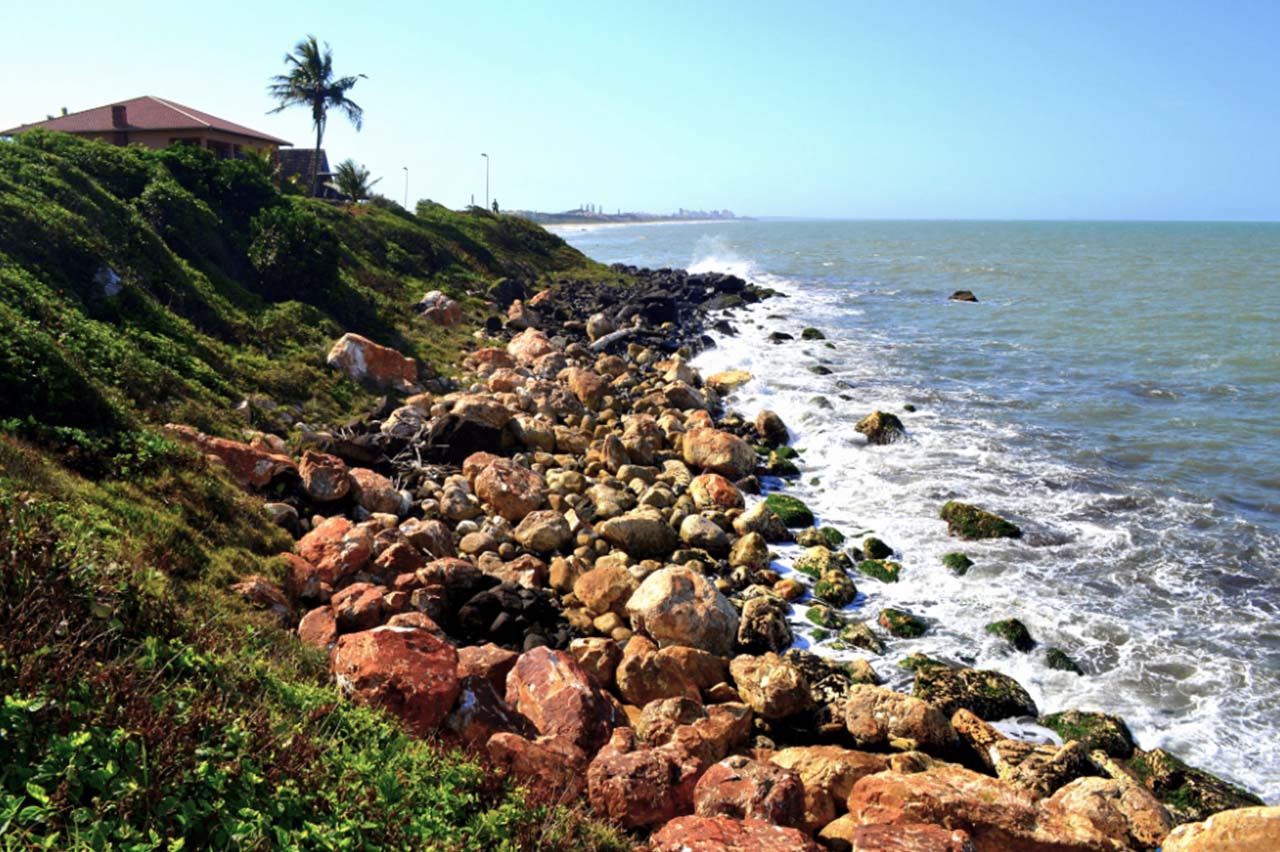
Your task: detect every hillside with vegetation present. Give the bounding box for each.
[0,130,627,851]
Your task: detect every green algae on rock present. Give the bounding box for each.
[861,536,893,560]
[857,559,903,583]
[939,501,1022,540]
[985,618,1036,652]
[795,526,846,549]
[800,327,826,340]
[765,493,815,527]
[912,665,1038,719]
[941,552,974,575]
[1038,710,1136,759]
[1126,747,1266,824]
[813,570,857,607]
[879,607,927,638]
[854,410,906,445]
[1045,647,1084,674]
[805,604,845,630]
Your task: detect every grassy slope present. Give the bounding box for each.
[0,132,627,851]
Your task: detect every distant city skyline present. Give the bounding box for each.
[3,1,1278,220]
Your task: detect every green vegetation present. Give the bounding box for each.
[1038,710,1135,758]
[879,607,927,638]
[856,559,903,583]
[333,158,381,202]
[813,570,857,607]
[939,501,1022,540]
[861,536,892,560]
[941,551,974,575]
[1045,647,1084,674]
[0,132,621,850]
[1125,747,1264,824]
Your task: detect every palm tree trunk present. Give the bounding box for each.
[312,124,323,198]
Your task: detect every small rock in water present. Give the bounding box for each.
[940,501,1022,540]
[942,552,974,575]
[949,290,979,302]
[986,618,1036,652]
[1045,647,1084,675]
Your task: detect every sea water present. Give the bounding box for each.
[555,219,1280,802]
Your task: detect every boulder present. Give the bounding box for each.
[819,819,977,852]
[857,559,902,583]
[736,596,794,654]
[1125,747,1265,824]
[705,370,754,395]
[690,473,746,510]
[417,289,463,325]
[855,411,907,445]
[986,618,1036,652]
[879,607,928,638]
[587,728,684,829]
[1037,710,1135,759]
[846,766,1125,852]
[729,532,770,570]
[683,427,758,480]
[569,637,622,689]
[486,732,588,799]
[639,697,708,745]
[733,502,792,542]
[814,570,858,607]
[763,494,814,527]
[398,518,454,560]
[474,459,547,522]
[296,516,374,584]
[939,501,1022,540]
[298,450,350,501]
[380,404,425,440]
[330,626,460,736]
[1161,805,1280,852]
[680,514,731,555]
[456,642,519,694]
[628,566,740,655]
[754,410,789,448]
[326,333,418,391]
[694,755,806,829]
[913,666,1038,720]
[564,367,608,410]
[513,509,572,554]
[349,467,403,515]
[331,582,385,632]
[297,605,337,649]
[1043,776,1173,851]
[163,424,297,489]
[450,394,513,430]
[507,328,556,365]
[950,290,979,302]
[597,510,680,559]
[649,815,819,852]
[729,652,812,720]
[444,675,536,746]
[504,646,617,754]
[770,746,891,832]
[844,685,956,754]
[617,637,701,707]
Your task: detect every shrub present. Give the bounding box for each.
[248,203,338,301]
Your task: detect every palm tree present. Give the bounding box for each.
[268,36,366,197]
[332,159,381,202]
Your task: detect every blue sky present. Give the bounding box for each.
[5,1,1278,219]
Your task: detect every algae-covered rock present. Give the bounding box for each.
[855,411,906,445]
[899,652,949,673]
[986,618,1036,652]
[1126,747,1265,824]
[800,327,826,340]
[913,666,1038,720]
[765,451,801,477]
[857,559,903,583]
[793,545,848,578]
[1046,647,1084,674]
[805,604,845,630]
[942,551,974,575]
[813,570,857,607]
[765,493,815,527]
[862,536,893,560]
[879,607,927,638]
[1038,710,1135,759]
[839,621,885,655]
[940,501,1022,540]
[795,526,845,549]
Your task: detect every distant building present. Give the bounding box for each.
[0,95,290,159]
[277,148,343,199]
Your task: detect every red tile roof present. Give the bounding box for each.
[1,95,291,145]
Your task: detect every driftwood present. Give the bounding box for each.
[589,326,639,352]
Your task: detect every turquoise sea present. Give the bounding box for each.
[555,219,1280,802]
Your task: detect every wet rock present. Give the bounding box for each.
[949,290,979,302]
[1038,710,1135,759]
[326,333,418,391]
[754,410,789,448]
[800,327,826,341]
[504,646,618,754]
[694,755,806,829]
[649,815,819,852]
[913,666,1038,720]
[331,626,460,735]
[1126,747,1265,824]
[737,596,794,654]
[683,427,758,480]
[844,685,956,753]
[1161,804,1280,852]
[862,536,893,560]
[793,545,844,578]
[855,411,907,445]
[474,459,547,522]
[986,618,1036,652]
[733,503,792,542]
[298,450,350,501]
[814,570,858,606]
[628,566,740,655]
[730,652,812,720]
[942,551,974,575]
[1046,648,1084,674]
[879,607,928,638]
[939,501,1022,540]
[839,621,885,655]
[706,370,753,395]
[763,494,814,527]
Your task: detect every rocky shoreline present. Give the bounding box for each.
[177,263,1272,851]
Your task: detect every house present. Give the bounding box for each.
[0,95,290,159]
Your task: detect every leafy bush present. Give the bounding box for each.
[248,203,338,301]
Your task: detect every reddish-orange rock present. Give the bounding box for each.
[280,552,329,600]
[659,646,730,692]
[298,450,350,502]
[694,703,754,762]
[770,745,891,832]
[398,518,455,559]
[649,815,820,851]
[464,347,516,373]
[694,755,806,829]
[348,468,402,515]
[331,582,386,632]
[451,394,514,430]
[297,516,374,584]
[164,424,296,488]
[682,427,758,480]
[504,646,618,754]
[462,451,504,481]
[229,574,295,627]
[617,637,702,707]
[297,605,337,649]
[474,459,548,522]
[330,626,460,736]
[819,819,976,852]
[689,474,746,510]
[507,328,556,365]
[1161,805,1280,852]
[384,611,445,638]
[457,643,520,693]
[374,541,427,577]
[564,367,608,410]
[588,728,684,829]
[574,564,639,617]
[444,675,535,747]
[326,333,418,391]
[487,732,588,799]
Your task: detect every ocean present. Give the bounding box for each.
[553,218,1280,802]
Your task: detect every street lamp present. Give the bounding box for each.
[481,153,489,210]
[402,166,408,209]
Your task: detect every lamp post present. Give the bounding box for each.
[402,166,408,209]
[481,153,489,210]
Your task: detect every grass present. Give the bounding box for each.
[0,132,629,851]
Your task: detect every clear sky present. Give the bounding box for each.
[4,1,1278,220]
